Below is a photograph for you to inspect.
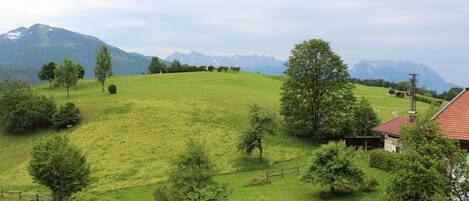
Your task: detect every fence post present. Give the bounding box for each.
[0,190,3,199]
[18,192,22,200]
[36,193,40,201]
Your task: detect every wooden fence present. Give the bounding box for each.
[0,190,51,201]
[265,165,306,180]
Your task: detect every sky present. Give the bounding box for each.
[0,0,468,86]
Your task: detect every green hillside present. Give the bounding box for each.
[0,72,430,200]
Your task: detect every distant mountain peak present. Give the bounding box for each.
[350,60,458,92]
[1,27,27,41]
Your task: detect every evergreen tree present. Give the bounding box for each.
[95,45,112,92]
[38,62,56,88]
[237,104,276,160]
[352,97,380,136]
[55,59,79,97]
[280,39,355,139]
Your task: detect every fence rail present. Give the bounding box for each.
[265,165,306,180]
[0,190,51,201]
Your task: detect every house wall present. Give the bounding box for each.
[384,135,400,153]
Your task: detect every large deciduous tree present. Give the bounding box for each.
[280,39,355,139]
[95,45,112,92]
[148,57,166,74]
[28,136,90,201]
[38,62,56,88]
[237,104,276,160]
[386,109,468,201]
[55,59,79,97]
[301,141,365,193]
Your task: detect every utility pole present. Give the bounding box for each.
[409,73,418,122]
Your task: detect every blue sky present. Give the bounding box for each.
[0,0,468,86]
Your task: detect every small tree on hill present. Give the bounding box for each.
[76,64,85,79]
[148,57,166,74]
[38,62,56,88]
[55,59,79,97]
[154,140,229,201]
[29,136,90,201]
[352,97,380,136]
[95,45,112,92]
[302,141,365,194]
[53,102,80,129]
[237,104,276,160]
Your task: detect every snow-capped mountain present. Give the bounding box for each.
[0,24,151,79]
[349,60,458,92]
[166,51,286,75]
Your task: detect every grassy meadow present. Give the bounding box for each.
[0,72,430,200]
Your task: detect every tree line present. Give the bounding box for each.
[148,57,241,74]
[351,78,463,101]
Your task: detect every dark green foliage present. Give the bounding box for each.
[95,45,112,92]
[395,91,405,98]
[352,97,380,136]
[415,95,443,106]
[229,67,241,72]
[302,141,365,193]
[154,140,230,201]
[38,62,56,87]
[386,110,468,201]
[237,104,276,160]
[395,80,410,91]
[360,177,379,192]
[148,57,166,74]
[108,84,117,94]
[76,64,85,79]
[55,59,79,97]
[368,149,398,171]
[207,66,215,72]
[0,79,55,133]
[280,39,355,139]
[438,87,463,101]
[53,102,80,129]
[28,136,90,201]
[388,89,395,94]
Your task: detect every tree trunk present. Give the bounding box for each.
[258,138,263,160]
[66,86,69,97]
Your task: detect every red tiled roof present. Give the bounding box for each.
[372,117,411,137]
[435,88,469,141]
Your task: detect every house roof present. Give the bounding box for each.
[434,88,469,141]
[372,117,411,138]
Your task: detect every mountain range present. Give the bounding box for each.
[0,24,459,92]
[349,60,458,92]
[166,51,286,75]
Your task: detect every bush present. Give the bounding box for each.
[360,177,379,192]
[53,102,80,129]
[395,92,405,98]
[245,175,271,187]
[68,192,117,201]
[4,95,56,134]
[108,84,117,94]
[369,149,399,171]
[388,89,395,95]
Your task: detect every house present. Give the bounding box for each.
[373,88,469,153]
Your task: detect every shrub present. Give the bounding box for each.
[369,149,399,171]
[68,192,117,201]
[360,177,379,192]
[245,175,271,187]
[53,102,80,129]
[395,92,405,98]
[388,89,395,95]
[108,84,117,94]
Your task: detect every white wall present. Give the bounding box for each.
[384,135,400,153]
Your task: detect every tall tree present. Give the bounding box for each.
[352,97,380,136]
[55,59,79,97]
[29,136,90,201]
[38,62,56,88]
[154,140,229,201]
[95,45,112,92]
[386,109,468,201]
[280,39,355,139]
[237,104,276,160]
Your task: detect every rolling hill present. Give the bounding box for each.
[0,72,431,200]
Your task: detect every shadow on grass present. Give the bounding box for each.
[233,155,272,172]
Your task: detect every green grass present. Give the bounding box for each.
[0,72,428,200]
